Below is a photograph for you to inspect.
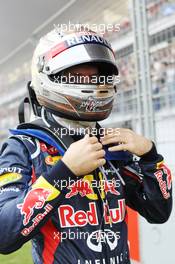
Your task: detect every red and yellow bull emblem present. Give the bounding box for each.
[66,179,94,199]
[17,188,52,225]
[17,176,60,226]
[66,173,120,200]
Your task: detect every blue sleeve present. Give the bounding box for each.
[0,138,75,254]
[121,143,172,223]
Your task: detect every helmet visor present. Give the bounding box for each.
[43,43,118,76]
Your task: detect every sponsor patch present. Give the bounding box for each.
[46,34,113,60]
[33,176,60,200]
[0,167,22,174]
[17,188,53,225]
[154,161,172,199]
[156,161,172,190]
[40,143,58,155]
[21,204,53,236]
[58,199,125,228]
[45,155,61,166]
[66,174,120,201]
[17,176,60,226]
[0,173,22,187]
[0,187,20,194]
[87,229,120,252]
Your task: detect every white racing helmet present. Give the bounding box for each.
[31,27,118,121]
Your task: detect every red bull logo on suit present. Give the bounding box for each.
[58,199,126,228]
[17,188,53,226]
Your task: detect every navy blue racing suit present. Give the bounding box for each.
[0,120,172,264]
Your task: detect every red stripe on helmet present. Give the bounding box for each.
[45,42,68,60]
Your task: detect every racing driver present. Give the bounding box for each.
[0,26,172,264]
